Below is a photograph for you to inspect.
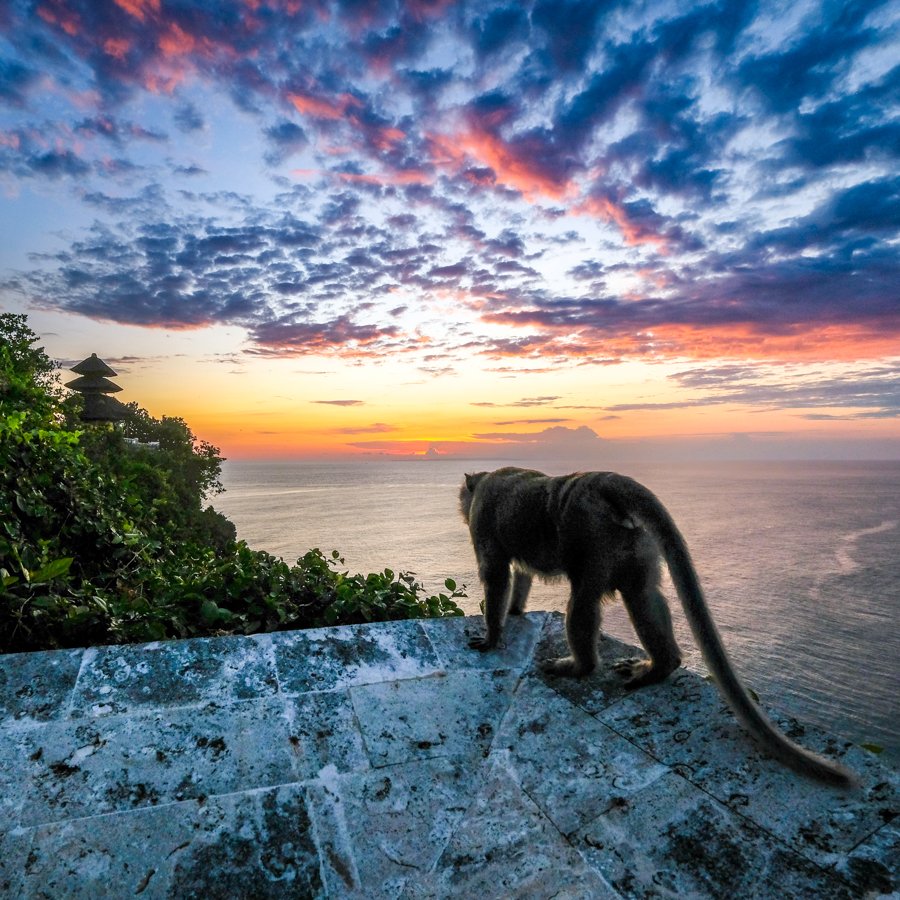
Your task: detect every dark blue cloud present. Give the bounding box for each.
[772,64,900,170]
[754,176,900,252]
[0,58,38,107]
[471,4,530,57]
[29,149,92,179]
[263,120,308,164]
[173,102,205,133]
[734,0,881,113]
[530,0,610,72]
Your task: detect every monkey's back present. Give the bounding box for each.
[471,468,653,582]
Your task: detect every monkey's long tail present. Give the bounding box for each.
[607,474,858,788]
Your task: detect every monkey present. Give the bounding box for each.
[459,467,856,787]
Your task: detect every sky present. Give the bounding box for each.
[1,0,898,461]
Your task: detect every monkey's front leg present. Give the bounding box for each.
[469,560,511,651]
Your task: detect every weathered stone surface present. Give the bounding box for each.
[19,785,322,899]
[420,611,547,671]
[1,697,297,829]
[597,666,898,869]
[575,771,856,899]
[490,675,668,836]
[271,619,441,694]
[284,690,371,778]
[350,669,519,767]
[401,770,619,898]
[308,757,478,898]
[0,827,30,898]
[1,613,896,898]
[0,648,83,724]
[70,634,277,718]
[839,818,900,897]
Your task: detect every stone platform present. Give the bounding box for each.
[0,612,896,898]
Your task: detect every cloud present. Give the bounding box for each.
[472,396,561,408]
[0,58,39,107]
[332,422,397,433]
[494,418,570,425]
[604,363,900,419]
[313,399,365,407]
[264,120,308,165]
[173,102,204,132]
[1,0,898,371]
[347,424,606,457]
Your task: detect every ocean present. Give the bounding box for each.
[215,458,900,763]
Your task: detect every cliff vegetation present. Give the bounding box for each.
[0,314,464,653]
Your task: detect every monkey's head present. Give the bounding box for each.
[459,472,489,524]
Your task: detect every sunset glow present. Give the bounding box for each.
[1,0,897,461]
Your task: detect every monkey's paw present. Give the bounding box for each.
[613,656,671,688]
[468,635,497,652]
[540,656,594,678]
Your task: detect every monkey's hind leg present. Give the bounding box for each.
[508,570,533,615]
[615,583,682,688]
[540,577,601,677]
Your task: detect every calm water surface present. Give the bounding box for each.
[215,458,900,762]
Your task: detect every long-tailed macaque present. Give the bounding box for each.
[460,467,855,786]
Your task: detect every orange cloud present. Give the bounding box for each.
[476,312,900,364]
[336,169,430,186]
[638,322,900,362]
[103,37,131,60]
[371,125,405,151]
[405,0,456,21]
[37,4,80,36]
[113,0,161,21]
[574,195,669,250]
[288,91,361,121]
[427,131,568,201]
[159,23,198,58]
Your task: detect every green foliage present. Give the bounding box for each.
[860,742,884,755]
[0,313,60,415]
[1,315,464,653]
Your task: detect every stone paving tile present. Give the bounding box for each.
[0,827,31,898]
[350,669,520,768]
[0,648,84,725]
[284,690,370,778]
[17,785,323,899]
[272,620,441,694]
[69,634,277,718]
[490,675,669,836]
[0,697,296,830]
[838,818,899,897]
[307,757,479,898]
[573,770,857,900]
[400,770,620,899]
[596,664,749,776]
[420,611,547,671]
[597,671,899,870]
